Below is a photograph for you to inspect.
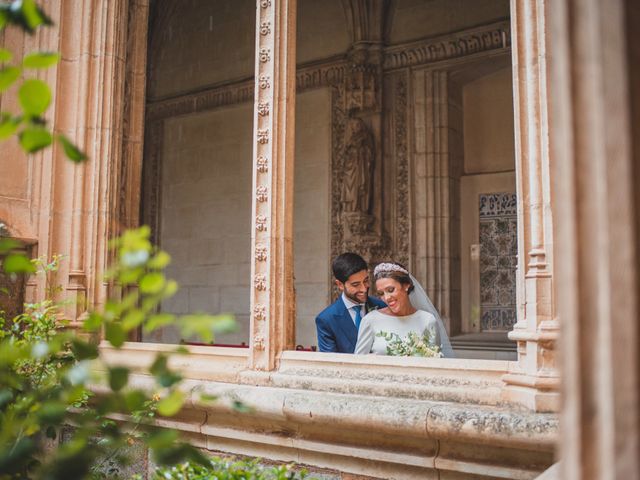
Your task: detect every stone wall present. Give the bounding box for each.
[463,67,515,174]
[390,0,510,43]
[149,0,256,99]
[150,89,331,347]
[293,88,331,348]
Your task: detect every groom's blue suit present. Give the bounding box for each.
[315,296,386,353]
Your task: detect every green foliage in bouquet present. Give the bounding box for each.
[376,330,443,358]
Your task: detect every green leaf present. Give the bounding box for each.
[124,390,147,412]
[58,134,87,163]
[108,366,129,392]
[148,251,171,269]
[0,66,20,91]
[156,389,185,417]
[19,79,51,116]
[0,389,13,409]
[105,322,126,348]
[147,428,179,450]
[139,272,165,294]
[37,402,67,424]
[178,313,236,343]
[0,113,21,139]
[163,279,178,298]
[71,338,99,360]
[143,313,175,333]
[23,51,59,68]
[0,237,21,254]
[121,309,145,331]
[150,354,181,387]
[19,0,52,32]
[19,126,52,152]
[82,312,103,332]
[232,400,253,414]
[3,253,35,273]
[0,48,12,62]
[149,355,168,377]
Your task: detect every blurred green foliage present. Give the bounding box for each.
[0,0,86,163]
[142,457,308,480]
[0,227,237,479]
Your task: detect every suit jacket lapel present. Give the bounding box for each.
[333,299,357,349]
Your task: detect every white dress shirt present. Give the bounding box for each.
[341,293,365,326]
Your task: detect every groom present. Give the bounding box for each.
[315,252,386,353]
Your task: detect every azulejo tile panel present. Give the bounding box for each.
[479,193,517,331]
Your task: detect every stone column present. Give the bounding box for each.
[501,0,559,412]
[549,0,640,477]
[117,0,149,234]
[249,0,297,371]
[412,70,463,334]
[50,0,131,326]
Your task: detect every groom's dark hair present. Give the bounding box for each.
[332,253,368,283]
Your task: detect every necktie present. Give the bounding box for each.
[353,305,363,330]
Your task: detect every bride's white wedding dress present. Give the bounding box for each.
[354,309,440,355]
[354,274,455,357]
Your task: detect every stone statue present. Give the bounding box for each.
[341,118,374,214]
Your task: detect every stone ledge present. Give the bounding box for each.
[118,374,556,479]
[99,344,557,478]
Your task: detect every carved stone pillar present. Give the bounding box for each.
[501,0,559,412]
[549,0,640,477]
[45,0,130,325]
[412,70,462,334]
[249,0,297,371]
[335,0,391,266]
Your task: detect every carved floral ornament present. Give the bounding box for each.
[259,75,270,89]
[259,48,271,63]
[257,129,269,144]
[256,215,267,231]
[253,335,265,350]
[257,156,269,172]
[253,304,266,321]
[256,185,268,202]
[254,274,267,291]
[260,0,271,8]
[255,244,268,261]
[258,103,270,116]
[260,22,271,36]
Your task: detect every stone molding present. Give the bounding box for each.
[248,0,297,370]
[383,20,511,70]
[144,20,510,122]
[393,72,411,269]
[145,60,347,122]
[97,344,556,479]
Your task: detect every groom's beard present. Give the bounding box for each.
[344,289,367,304]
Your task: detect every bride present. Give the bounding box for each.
[354,262,455,357]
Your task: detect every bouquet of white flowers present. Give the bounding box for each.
[376,330,443,357]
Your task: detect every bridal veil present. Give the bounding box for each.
[408,275,455,358]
